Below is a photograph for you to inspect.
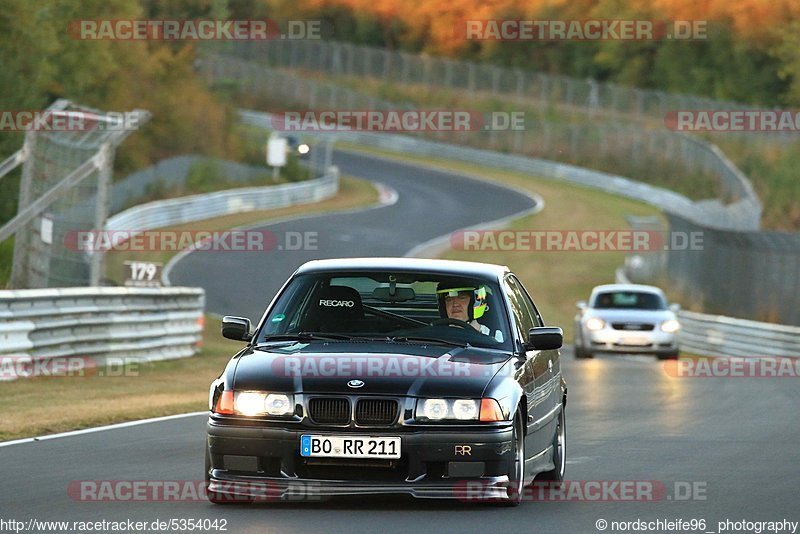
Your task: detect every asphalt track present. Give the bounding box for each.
[3,150,798,533]
[168,150,537,320]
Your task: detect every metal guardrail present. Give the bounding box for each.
[0,286,205,381]
[240,110,757,231]
[677,310,800,359]
[103,168,339,249]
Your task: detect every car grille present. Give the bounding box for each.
[308,397,350,424]
[355,399,399,426]
[611,322,655,331]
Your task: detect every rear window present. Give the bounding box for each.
[592,291,666,310]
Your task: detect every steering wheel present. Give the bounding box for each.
[431,318,471,329]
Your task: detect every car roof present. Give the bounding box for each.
[590,283,666,296]
[296,257,511,279]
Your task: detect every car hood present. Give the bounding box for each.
[232,341,513,398]
[585,308,675,323]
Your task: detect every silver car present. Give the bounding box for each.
[573,283,680,360]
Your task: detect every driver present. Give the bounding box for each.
[435,281,491,335]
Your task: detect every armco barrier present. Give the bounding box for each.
[0,286,205,381]
[239,110,757,232]
[676,310,800,359]
[103,168,339,248]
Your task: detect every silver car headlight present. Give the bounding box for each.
[661,319,680,333]
[585,317,605,331]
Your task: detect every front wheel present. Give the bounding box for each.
[656,350,679,360]
[538,404,566,484]
[500,412,526,506]
[574,343,593,359]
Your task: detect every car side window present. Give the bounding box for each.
[503,276,536,343]
[509,275,544,327]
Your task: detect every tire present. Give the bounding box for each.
[500,411,526,506]
[656,350,679,360]
[574,343,593,359]
[538,404,566,485]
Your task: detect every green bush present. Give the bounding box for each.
[185,159,225,194]
[0,237,14,288]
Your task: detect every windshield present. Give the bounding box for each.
[256,272,512,350]
[592,291,666,310]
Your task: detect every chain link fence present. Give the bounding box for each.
[662,214,800,325]
[0,100,149,289]
[201,53,760,231]
[213,40,796,148]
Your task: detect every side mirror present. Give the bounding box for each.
[576,300,587,310]
[668,303,681,313]
[526,326,563,351]
[222,316,252,341]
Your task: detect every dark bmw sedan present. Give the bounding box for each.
[206,258,567,505]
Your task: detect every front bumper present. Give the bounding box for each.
[207,420,514,499]
[582,327,678,355]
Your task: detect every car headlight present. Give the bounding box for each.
[415,398,506,422]
[585,317,605,331]
[265,393,293,415]
[420,398,449,420]
[233,391,294,417]
[661,319,680,333]
[452,399,479,420]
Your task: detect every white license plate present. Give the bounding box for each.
[300,435,401,459]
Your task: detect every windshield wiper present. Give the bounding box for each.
[255,332,355,345]
[389,336,468,348]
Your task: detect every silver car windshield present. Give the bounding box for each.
[592,291,666,310]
